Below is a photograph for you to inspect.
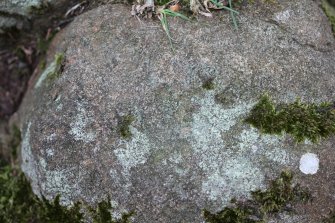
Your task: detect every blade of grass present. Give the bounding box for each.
[228,0,238,30]
[210,0,239,14]
[161,9,191,20]
[159,12,175,50]
[158,9,190,50]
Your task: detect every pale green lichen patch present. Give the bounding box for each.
[190,92,298,205]
[237,128,294,165]
[69,103,96,143]
[21,126,78,207]
[35,53,64,89]
[20,122,40,196]
[114,126,152,175]
[42,166,78,206]
[110,126,153,204]
[201,158,265,202]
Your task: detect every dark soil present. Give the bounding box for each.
[0,45,34,120]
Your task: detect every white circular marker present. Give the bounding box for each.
[299,153,319,175]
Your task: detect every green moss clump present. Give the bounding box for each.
[38,195,83,223]
[322,0,335,35]
[202,78,215,90]
[251,171,311,215]
[47,53,64,82]
[203,171,311,223]
[245,94,335,143]
[119,115,136,139]
[89,199,134,223]
[203,206,260,223]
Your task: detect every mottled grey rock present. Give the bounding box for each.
[272,0,334,51]
[0,0,66,29]
[19,1,335,222]
[0,0,55,16]
[0,16,22,31]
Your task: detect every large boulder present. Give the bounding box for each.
[18,1,335,222]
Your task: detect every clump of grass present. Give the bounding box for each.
[119,115,136,139]
[207,0,239,29]
[245,94,335,143]
[202,78,215,90]
[203,171,311,223]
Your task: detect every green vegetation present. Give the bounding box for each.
[8,125,21,161]
[119,115,136,139]
[202,78,215,90]
[157,9,191,50]
[89,199,134,223]
[0,160,83,223]
[245,94,335,143]
[28,1,52,15]
[203,171,311,223]
[156,0,240,48]
[0,127,133,223]
[203,205,260,223]
[229,0,238,29]
[36,32,56,56]
[0,159,134,223]
[322,0,335,35]
[47,53,65,82]
[251,171,310,214]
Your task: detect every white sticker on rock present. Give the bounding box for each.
[299,153,319,175]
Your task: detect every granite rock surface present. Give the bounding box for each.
[19,1,335,222]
